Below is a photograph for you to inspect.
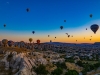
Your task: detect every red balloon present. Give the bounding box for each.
[36,39,40,44]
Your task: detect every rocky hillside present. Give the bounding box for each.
[0,47,65,75]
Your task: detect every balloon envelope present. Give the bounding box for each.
[26,8,30,12]
[64,20,66,22]
[60,26,63,30]
[32,31,35,34]
[90,24,99,34]
[37,39,40,44]
[90,14,92,18]
[68,35,70,37]
[2,39,8,44]
[66,33,68,35]
[8,40,14,47]
[4,24,6,27]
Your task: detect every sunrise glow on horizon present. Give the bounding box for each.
[0,19,100,43]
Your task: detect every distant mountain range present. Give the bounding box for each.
[44,42,72,45]
[44,42,93,45]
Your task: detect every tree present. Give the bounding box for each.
[81,63,92,75]
[65,70,79,75]
[34,64,48,75]
[65,57,74,63]
[65,70,72,75]
[55,62,67,69]
[96,54,99,60]
[29,38,33,43]
[51,67,63,75]
[93,62,100,69]
[89,64,95,70]
[72,70,79,75]
[76,61,83,67]
[81,69,87,75]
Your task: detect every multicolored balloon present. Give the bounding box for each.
[8,40,14,47]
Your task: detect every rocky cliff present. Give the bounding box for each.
[0,47,64,75]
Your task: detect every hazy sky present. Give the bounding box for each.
[0,0,100,43]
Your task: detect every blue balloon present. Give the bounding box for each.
[32,31,35,34]
[26,8,30,12]
[60,26,63,30]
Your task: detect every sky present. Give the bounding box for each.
[0,0,100,43]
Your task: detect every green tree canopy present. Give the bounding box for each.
[34,64,48,75]
[51,67,63,75]
[76,61,83,67]
[55,62,67,69]
[65,70,79,75]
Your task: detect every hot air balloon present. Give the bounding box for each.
[55,37,56,38]
[48,35,50,37]
[66,33,68,35]
[91,36,92,37]
[29,38,33,43]
[32,31,35,34]
[50,40,52,42]
[20,41,25,48]
[90,24,99,34]
[26,8,30,12]
[37,39,40,45]
[60,26,63,30]
[4,24,6,27]
[72,35,73,37]
[2,39,8,47]
[68,35,70,38]
[90,39,91,41]
[86,28,87,30]
[90,14,92,18]
[64,20,66,22]
[76,40,77,42]
[8,40,14,47]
